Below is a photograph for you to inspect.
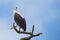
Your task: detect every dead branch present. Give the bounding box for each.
[11,23,42,40]
[11,23,32,35]
[30,32,42,38]
[32,25,34,34]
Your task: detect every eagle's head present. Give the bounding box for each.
[14,7,17,11]
[13,7,17,13]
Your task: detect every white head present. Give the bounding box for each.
[14,7,17,11]
[13,7,17,13]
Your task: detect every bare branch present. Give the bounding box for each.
[32,32,42,37]
[20,32,42,40]
[12,23,42,40]
[13,24,42,35]
[32,25,34,34]
[13,25,33,35]
[29,32,42,39]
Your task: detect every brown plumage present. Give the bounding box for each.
[14,7,26,31]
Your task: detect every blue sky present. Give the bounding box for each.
[0,0,60,40]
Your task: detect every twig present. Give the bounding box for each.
[32,25,34,34]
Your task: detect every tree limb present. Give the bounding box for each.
[13,25,32,35]
[11,23,42,40]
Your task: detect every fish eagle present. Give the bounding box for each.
[13,7,26,31]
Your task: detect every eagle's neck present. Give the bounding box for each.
[13,10,24,18]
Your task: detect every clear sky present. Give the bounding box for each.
[0,0,60,40]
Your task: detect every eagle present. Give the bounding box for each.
[13,7,26,31]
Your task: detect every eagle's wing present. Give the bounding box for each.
[14,12,26,31]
